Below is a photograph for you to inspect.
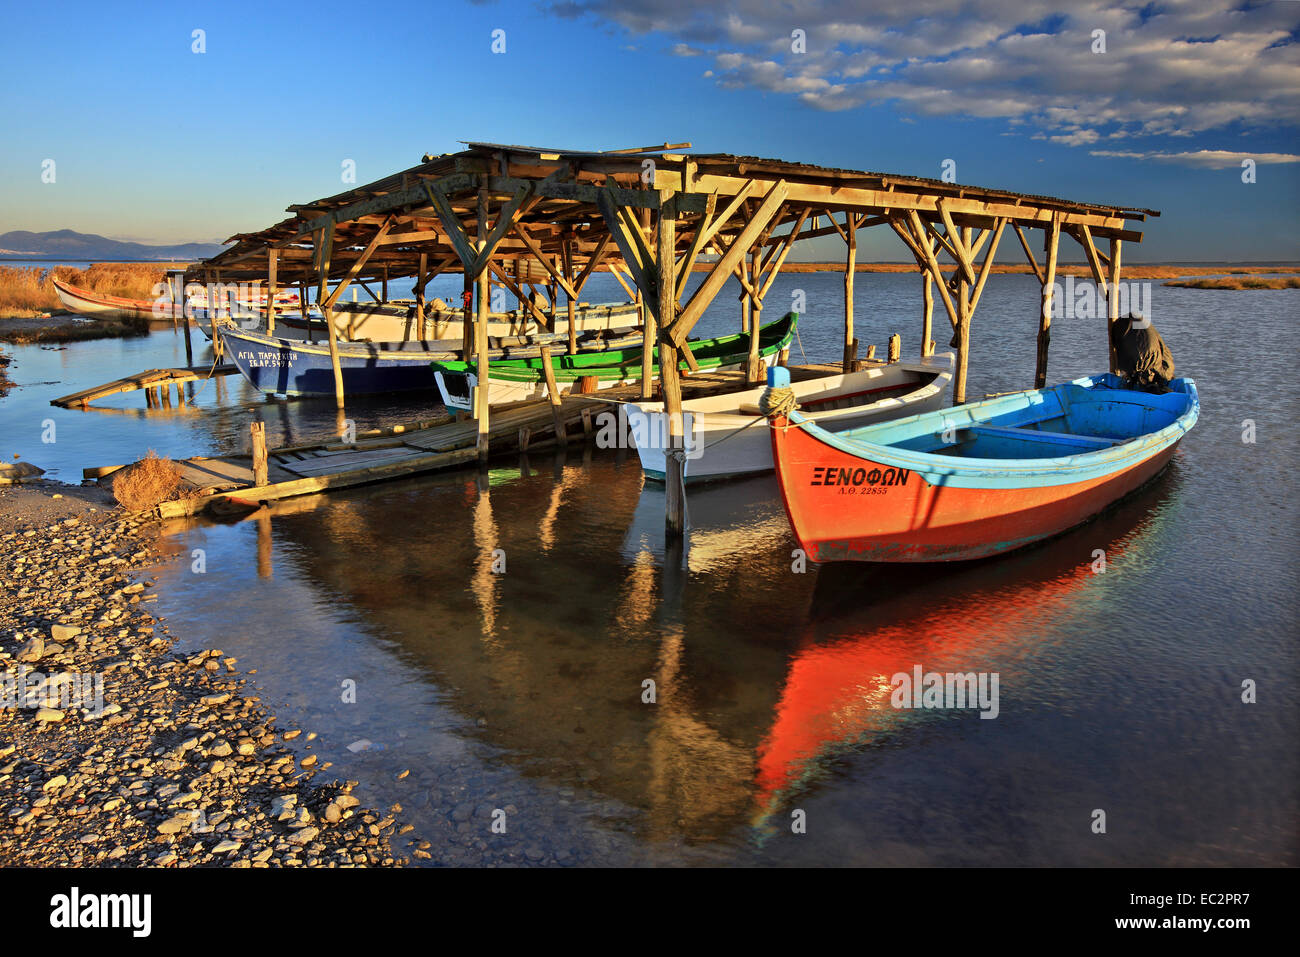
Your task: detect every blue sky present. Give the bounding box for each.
[1,0,1296,261]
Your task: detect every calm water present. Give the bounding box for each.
[2,271,1297,865]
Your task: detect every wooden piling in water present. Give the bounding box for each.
[538,344,566,445]
[250,421,268,487]
[265,248,278,336]
[843,214,857,373]
[1036,215,1061,389]
[475,187,491,467]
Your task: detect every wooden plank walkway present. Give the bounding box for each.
[87,363,844,520]
[51,365,239,408]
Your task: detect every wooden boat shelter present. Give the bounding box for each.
[189,142,1156,533]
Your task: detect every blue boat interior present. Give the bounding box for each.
[834,375,1195,461]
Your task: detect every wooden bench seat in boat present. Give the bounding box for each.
[966,424,1123,449]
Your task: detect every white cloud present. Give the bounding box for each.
[1088,149,1300,168]
[551,0,1300,145]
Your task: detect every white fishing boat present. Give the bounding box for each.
[625,353,955,483]
[322,298,641,342]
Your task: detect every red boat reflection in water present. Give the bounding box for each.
[752,471,1181,834]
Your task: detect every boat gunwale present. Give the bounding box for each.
[625,352,955,423]
[216,319,644,361]
[431,312,799,383]
[780,374,1200,487]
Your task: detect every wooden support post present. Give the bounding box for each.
[317,229,344,409]
[538,344,566,444]
[561,234,578,355]
[1107,238,1123,374]
[1036,216,1061,389]
[888,334,901,363]
[475,189,490,466]
[180,274,194,367]
[266,249,278,336]
[381,265,388,304]
[921,271,934,357]
[300,281,312,342]
[746,248,763,385]
[639,208,654,399]
[657,197,685,538]
[415,252,428,340]
[250,421,268,487]
[953,226,973,404]
[739,253,751,333]
[462,270,474,357]
[866,344,876,361]
[843,213,857,373]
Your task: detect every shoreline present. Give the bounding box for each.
[0,313,151,345]
[0,480,412,867]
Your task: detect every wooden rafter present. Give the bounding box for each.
[671,179,788,345]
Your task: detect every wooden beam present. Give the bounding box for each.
[510,223,578,300]
[423,182,478,268]
[469,183,537,279]
[315,227,345,409]
[605,262,636,301]
[1107,237,1123,374]
[475,188,491,465]
[673,191,717,300]
[898,212,960,333]
[573,232,612,293]
[488,262,551,327]
[1012,223,1044,283]
[323,216,395,310]
[1035,214,1062,389]
[1072,223,1110,299]
[757,206,808,302]
[657,200,685,538]
[921,269,934,357]
[843,213,857,373]
[671,179,788,345]
[594,188,658,316]
[265,248,278,336]
[966,217,1006,316]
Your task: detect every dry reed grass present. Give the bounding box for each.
[111,450,193,511]
[0,262,185,318]
[1163,276,1300,290]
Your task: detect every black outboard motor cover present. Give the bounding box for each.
[1110,314,1175,392]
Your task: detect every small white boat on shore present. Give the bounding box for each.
[625,353,955,484]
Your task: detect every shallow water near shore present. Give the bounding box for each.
[3,271,1297,865]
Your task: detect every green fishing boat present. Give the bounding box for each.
[431,312,798,409]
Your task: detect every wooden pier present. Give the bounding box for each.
[51,365,239,409]
[91,365,841,521]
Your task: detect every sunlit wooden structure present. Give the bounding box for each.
[190,142,1156,535]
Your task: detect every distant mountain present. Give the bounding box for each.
[0,229,223,262]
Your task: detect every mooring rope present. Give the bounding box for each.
[759,384,798,418]
[178,316,227,405]
[793,323,809,364]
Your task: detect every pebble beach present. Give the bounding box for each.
[0,481,409,867]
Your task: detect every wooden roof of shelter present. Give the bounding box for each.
[190,141,1157,287]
